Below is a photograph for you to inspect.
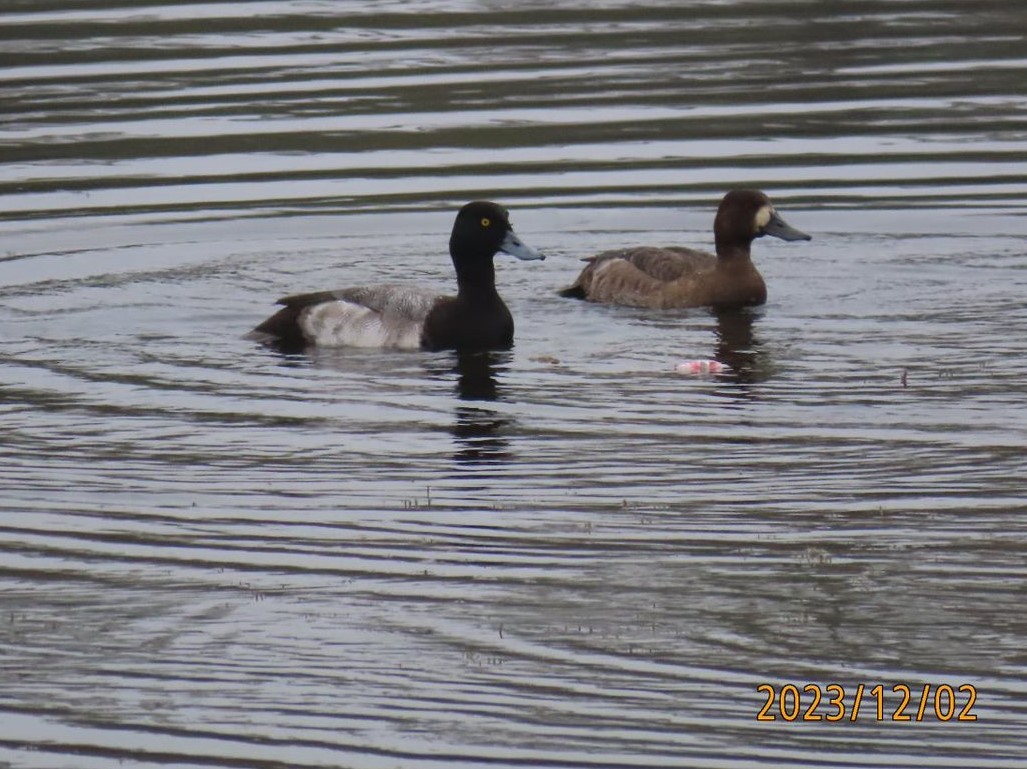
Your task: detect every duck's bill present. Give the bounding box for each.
[500,229,546,261]
[763,212,811,242]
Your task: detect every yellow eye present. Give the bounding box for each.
[480,217,491,228]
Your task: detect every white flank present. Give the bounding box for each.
[298,285,441,350]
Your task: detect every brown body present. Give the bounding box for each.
[559,190,810,310]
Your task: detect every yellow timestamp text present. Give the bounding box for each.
[756,683,978,722]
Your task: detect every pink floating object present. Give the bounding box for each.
[675,359,726,375]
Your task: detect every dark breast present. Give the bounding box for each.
[420,296,514,352]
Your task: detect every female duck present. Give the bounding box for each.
[559,190,810,309]
[250,201,545,352]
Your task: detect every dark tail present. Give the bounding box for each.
[246,304,309,353]
[557,284,586,299]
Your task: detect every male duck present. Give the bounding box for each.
[250,201,545,352]
[559,190,810,309]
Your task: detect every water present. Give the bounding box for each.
[2,1,1026,767]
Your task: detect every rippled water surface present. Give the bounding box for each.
[2,1,1027,767]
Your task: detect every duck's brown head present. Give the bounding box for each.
[714,190,811,256]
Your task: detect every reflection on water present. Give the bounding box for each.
[712,307,769,385]
[452,350,506,403]
[451,351,513,465]
[2,1,1027,768]
[453,404,511,466]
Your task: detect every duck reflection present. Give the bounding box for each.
[711,307,773,385]
[449,350,513,465]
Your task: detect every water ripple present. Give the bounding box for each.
[2,1,1026,767]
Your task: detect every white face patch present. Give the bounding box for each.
[755,205,773,230]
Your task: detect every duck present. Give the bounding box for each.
[249,201,545,352]
[558,190,810,309]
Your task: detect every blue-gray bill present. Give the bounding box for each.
[763,213,812,242]
[500,229,546,260]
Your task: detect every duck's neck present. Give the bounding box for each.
[454,254,499,299]
[714,237,754,264]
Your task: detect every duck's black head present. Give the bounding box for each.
[714,190,811,254]
[449,201,544,290]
